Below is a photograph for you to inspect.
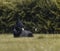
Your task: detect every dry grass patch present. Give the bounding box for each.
[0,34,60,51]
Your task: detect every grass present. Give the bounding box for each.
[0,34,60,51]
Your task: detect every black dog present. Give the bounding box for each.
[13,19,33,37]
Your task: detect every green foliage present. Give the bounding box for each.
[0,0,60,33]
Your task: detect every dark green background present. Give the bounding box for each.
[0,0,60,33]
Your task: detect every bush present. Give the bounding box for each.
[0,0,60,33]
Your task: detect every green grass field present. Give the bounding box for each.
[0,34,60,51]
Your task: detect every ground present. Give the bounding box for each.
[0,34,60,51]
